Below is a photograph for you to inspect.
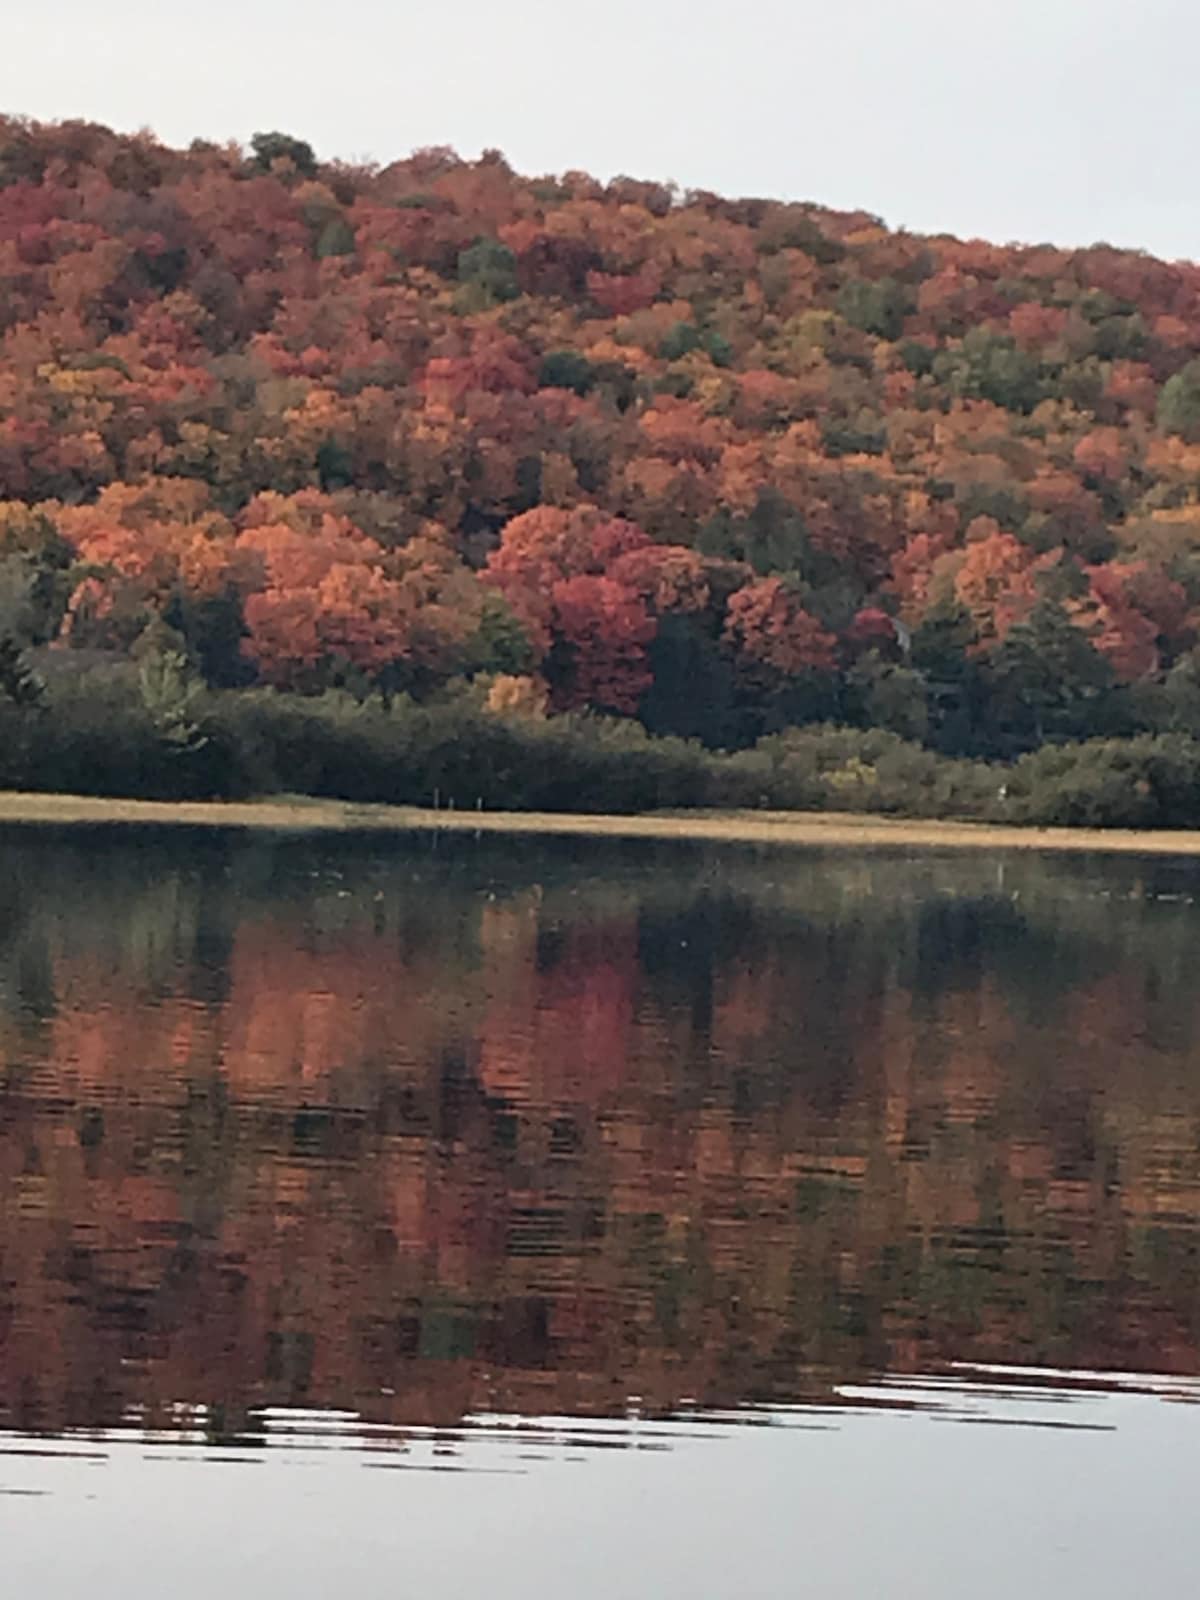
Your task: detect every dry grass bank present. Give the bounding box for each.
[2,790,1200,855]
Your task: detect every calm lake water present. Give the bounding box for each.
[2,827,1200,1596]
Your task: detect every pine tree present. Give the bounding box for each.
[0,636,43,707]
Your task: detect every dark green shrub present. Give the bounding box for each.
[1009,736,1200,829]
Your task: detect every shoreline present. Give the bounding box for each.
[1,790,1200,855]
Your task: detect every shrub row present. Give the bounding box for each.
[3,675,1200,830]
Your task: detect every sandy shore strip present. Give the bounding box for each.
[0,790,1199,855]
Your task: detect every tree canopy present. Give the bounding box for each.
[4,114,1200,754]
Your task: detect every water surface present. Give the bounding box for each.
[2,829,1199,1594]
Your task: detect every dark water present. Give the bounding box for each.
[2,828,1200,1595]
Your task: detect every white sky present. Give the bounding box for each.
[5,0,1197,260]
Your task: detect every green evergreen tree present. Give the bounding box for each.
[0,635,42,707]
[986,599,1113,751]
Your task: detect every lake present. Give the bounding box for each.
[2,826,1199,1596]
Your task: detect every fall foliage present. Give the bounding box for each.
[3,835,1199,1432]
[5,115,1200,759]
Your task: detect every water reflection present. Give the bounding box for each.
[1,827,1199,1448]
[15,1362,1199,1471]
[5,1373,1200,1600]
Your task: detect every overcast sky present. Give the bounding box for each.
[6,0,1197,260]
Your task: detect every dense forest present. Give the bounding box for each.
[6,117,1200,815]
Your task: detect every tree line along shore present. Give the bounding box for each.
[4,684,1200,834]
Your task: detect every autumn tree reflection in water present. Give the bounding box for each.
[0,830,1198,1438]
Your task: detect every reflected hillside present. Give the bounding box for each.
[1,829,1199,1436]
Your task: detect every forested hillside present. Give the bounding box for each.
[5,116,1200,799]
